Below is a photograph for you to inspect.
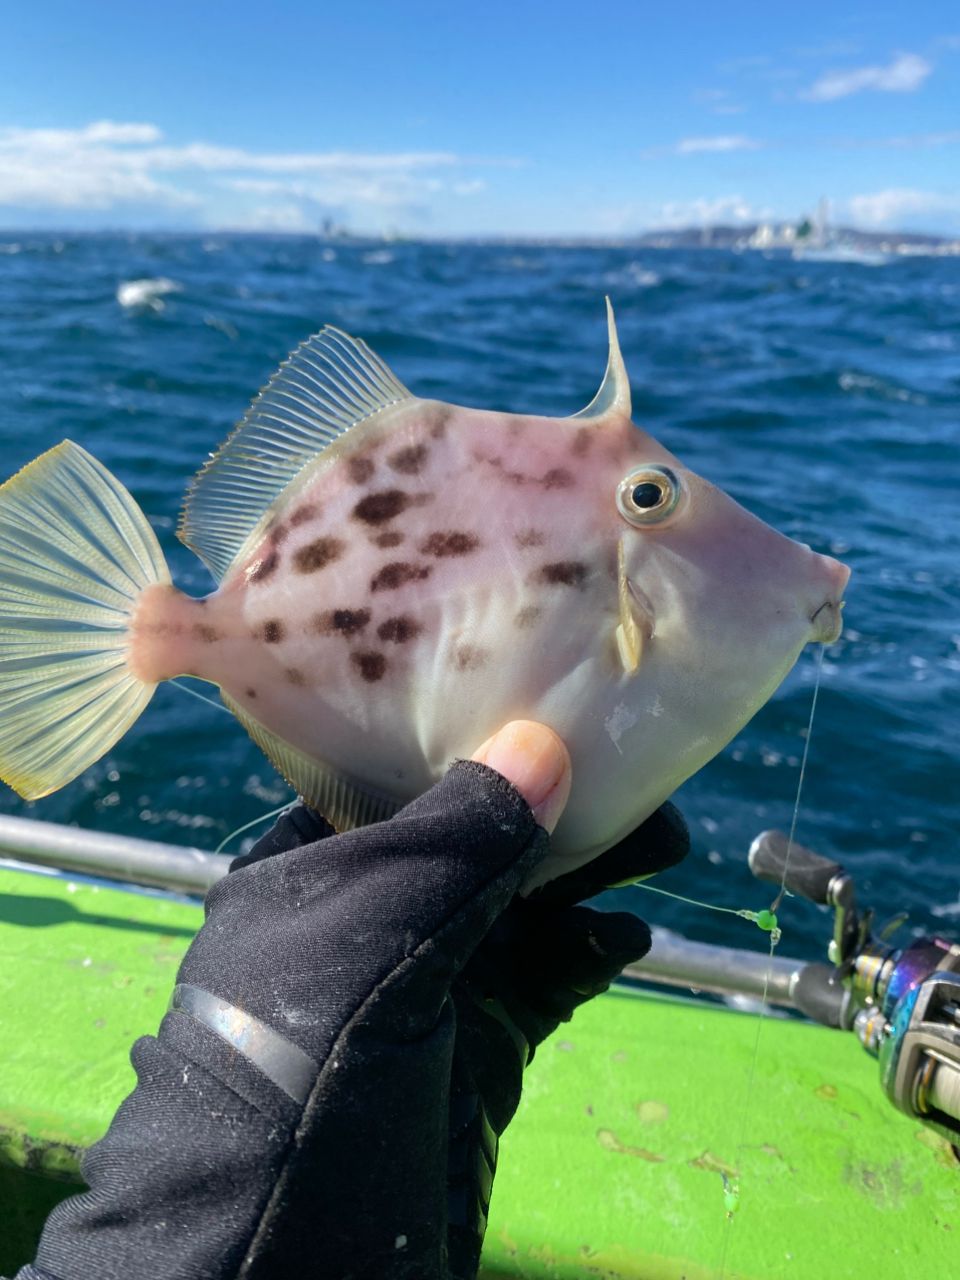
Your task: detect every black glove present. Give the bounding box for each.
[20,763,685,1280]
[446,802,689,1277]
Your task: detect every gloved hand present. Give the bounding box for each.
[20,722,686,1280]
[446,794,688,1277]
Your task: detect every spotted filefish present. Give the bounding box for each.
[0,302,849,884]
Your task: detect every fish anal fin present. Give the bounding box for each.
[222,692,400,831]
[179,326,413,583]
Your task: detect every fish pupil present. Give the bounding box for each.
[632,482,663,509]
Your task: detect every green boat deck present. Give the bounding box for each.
[1,864,955,1278]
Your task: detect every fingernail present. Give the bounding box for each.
[472,720,572,833]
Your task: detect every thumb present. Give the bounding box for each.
[471,720,572,834]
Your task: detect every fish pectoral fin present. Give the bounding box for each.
[615,537,649,676]
[222,692,401,831]
[178,327,414,583]
[615,618,642,675]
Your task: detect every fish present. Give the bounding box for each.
[0,301,849,885]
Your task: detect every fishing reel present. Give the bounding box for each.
[749,831,960,1150]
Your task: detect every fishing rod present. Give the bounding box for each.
[747,829,960,1150]
[2,811,957,1150]
[629,829,960,1154]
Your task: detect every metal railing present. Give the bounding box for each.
[0,813,804,1007]
[0,813,232,896]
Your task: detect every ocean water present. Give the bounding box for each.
[0,233,957,962]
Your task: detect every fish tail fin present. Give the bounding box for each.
[0,440,170,799]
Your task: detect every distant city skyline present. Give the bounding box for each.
[1,3,959,237]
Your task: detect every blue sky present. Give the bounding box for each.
[1,2,959,236]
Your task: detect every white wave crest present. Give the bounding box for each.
[602,262,661,290]
[116,277,184,311]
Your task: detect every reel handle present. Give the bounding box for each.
[748,830,844,906]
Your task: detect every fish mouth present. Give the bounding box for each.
[810,600,844,644]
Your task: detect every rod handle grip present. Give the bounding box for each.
[792,963,851,1028]
[748,829,843,905]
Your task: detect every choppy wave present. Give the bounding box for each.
[116,276,184,310]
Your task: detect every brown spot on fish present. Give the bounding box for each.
[353,489,412,526]
[388,443,429,475]
[293,536,344,574]
[285,667,307,687]
[429,408,451,440]
[420,530,480,558]
[261,619,286,644]
[371,561,433,592]
[377,615,422,644]
[245,687,257,699]
[454,644,489,671]
[351,650,387,683]
[536,561,589,589]
[374,530,405,548]
[314,607,371,637]
[265,518,289,546]
[192,623,220,643]
[494,457,529,486]
[475,451,527,486]
[248,547,280,583]
[572,425,593,457]
[289,503,318,527]
[515,529,545,549]
[514,605,542,629]
[543,467,574,490]
[142,620,181,636]
[348,455,376,485]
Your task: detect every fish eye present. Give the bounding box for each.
[616,465,682,526]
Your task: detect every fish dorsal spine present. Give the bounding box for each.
[570,296,632,421]
[178,326,413,582]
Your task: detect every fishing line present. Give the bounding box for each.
[170,680,295,850]
[769,643,826,915]
[715,643,826,1279]
[631,883,780,942]
[214,801,296,854]
[170,678,233,716]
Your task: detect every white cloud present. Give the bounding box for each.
[223,203,319,233]
[0,122,196,209]
[641,135,761,160]
[880,130,960,149]
[80,121,164,144]
[845,188,960,228]
[650,194,763,227]
[692,89,745,117]
[676,135,760,155]
[802,52,932,102]
[0,120,506,227]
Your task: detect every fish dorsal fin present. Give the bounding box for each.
[571,297,632,421]
[222,691,401,831]
[178,326,412,581]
